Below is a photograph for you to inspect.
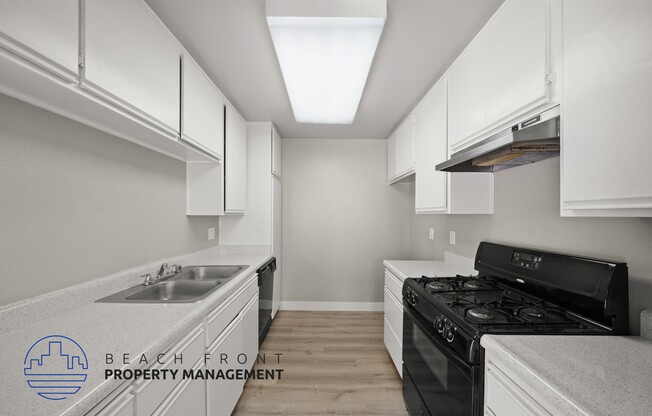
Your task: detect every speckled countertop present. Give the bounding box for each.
[0,246,272,416]
[383,252,476,282]
[481,334,652,416]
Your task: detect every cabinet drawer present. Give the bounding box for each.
[384,269,403,301]
[133,324,204,416]
[153,360,206,416]
[383,317,402,377]
[485,363,552,416]
[95,387,134,416]
[207,313,245,416]
[384,286,403,339]
[206,274,257,348]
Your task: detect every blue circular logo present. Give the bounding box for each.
[23,335,89,400]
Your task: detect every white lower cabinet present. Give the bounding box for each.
[484,354,558,416]
[154,361,206,416]
[207,314,245,416]
[383,269,403,377]
[133,325,205,416]
[95,388,135,416]
[89,273,261,416]
[241,294,260,371]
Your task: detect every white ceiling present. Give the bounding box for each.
[145,0,504,139]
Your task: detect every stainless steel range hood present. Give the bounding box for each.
[436,106,560,172]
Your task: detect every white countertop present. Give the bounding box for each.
[383,252,477,282]
[0,247,272,416]
[481,334,652,416]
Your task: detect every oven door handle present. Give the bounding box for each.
[404,303,474,379]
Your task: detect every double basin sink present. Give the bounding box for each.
[96,265,247,303]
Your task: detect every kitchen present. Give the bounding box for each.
[0,0,651,415]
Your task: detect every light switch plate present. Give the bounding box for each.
[208,227,216,241]
[449,231,456,245]
[429,228,435,240]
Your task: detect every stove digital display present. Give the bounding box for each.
[512,252,542,270]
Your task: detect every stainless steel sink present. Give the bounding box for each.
[125,280,220,301]
[96,265,248,303]
[172,265,246,281]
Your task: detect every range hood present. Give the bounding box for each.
[436,106,560,172]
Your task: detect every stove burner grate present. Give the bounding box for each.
[468,307,495,320]
[427,282,454,291]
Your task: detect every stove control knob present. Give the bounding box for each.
[434,317,444,333]
[445,326,456,343]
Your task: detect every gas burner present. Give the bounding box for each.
[468,307,494,320]
[427,282,454,291]
[519,307,545,320]
[463,280,482,289]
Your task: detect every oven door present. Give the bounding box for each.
[402,303,479,416]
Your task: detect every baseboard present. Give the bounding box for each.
[279,301,384,312]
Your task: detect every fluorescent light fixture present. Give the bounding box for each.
[266,0,386,124]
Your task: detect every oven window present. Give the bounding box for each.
[403,310,473,416]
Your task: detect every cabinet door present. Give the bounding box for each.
[186,163,223,216]
[155,368,206,416]
[484,0,548,127]
[241,294,259,370]
[207,315,244,416]
[396,115,415,176]
[271,177,282,317]
[414,79,448,213]
[0,0,78,82]
[561,0,652,217]
[96,388,135,416]
[272,127,282,178]
[83,0,181,137]
[225,105,247,213]
[181,55,225,159]
[447,35,486,153]
[387,133,397,181]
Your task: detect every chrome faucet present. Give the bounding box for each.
[157,263,169,279]
[142,263,182,286]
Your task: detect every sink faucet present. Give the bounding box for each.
[157,263,169,279]
[142,263,182,286]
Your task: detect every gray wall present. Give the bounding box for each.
[281,139,413,303]
[0,94,218,306]
[410,157,652,334]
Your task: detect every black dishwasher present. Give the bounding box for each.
[257,257,276,344]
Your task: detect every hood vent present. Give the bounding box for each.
[436,106,560,172]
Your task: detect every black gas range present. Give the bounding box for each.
[401,242,629,416]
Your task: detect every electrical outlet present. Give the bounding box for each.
[208,227,215,241]
[449,231,456,245]
[429,228,435,240]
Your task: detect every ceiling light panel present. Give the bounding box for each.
[266,0,387,124]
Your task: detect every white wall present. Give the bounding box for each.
[0,94,218,306]
[410,158,652,334]
[281,139,413,303]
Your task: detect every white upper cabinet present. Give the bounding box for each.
[396,114,416,177]
[181,55,225,160]
[272,126,282,178]
[414,79,448,213]
[448,35,486,152]
[0,0,79,82]
[225,104,247,214]
[83,0,181,138]
[414,78,493,214]
[561,0,652,217]
[448,0,553,154]
[387,132,397,182]
[484,0,548,127]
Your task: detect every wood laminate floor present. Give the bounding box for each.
[233,311,408,415]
